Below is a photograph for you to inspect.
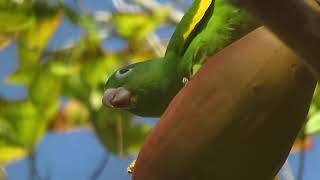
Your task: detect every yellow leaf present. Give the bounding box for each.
[18,14,62,67]
[112,6,169,41]
[0,33,15,51]
[0,146,26,164]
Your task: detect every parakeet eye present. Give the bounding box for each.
[119,68,129,74]
[116,67,132,78]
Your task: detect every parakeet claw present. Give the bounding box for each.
[182,77,189,85]
[102,87,136,109]
[127,160,136,174]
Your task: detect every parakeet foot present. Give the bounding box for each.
[127,160,136,174]
[182,77,189,85]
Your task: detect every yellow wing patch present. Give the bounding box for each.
[165,0,214,57]
[182,0,213,40]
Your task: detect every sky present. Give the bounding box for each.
[4,129,134,180]
[1,0,320,180]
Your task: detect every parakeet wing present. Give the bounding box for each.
[180,0,258,76]
[165,0,214,57]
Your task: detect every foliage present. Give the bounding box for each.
[0,0,172,165]
[306,85,320,134]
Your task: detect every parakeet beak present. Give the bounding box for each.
[102,87,136,109]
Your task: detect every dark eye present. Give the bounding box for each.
[119,68,129,74]
[116,67,132,78]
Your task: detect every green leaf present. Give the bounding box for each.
[92,108,150,156]
[305,84,320,134]
[0,0,36,32]
[81,54,121,88]
[0,100,37,121]
[62,71,93,106]
[112,7,169,40]
[306,111,320,134]
[17,13,62,68]
[0,117,16,146]
[49,61,73,77]
[28,67,61,107]
[0,100,57,148]
[6,67,37,86]
[78,15,101,44]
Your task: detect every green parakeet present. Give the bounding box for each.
[102,0,258,117]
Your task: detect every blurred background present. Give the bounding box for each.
[0,0,320,179]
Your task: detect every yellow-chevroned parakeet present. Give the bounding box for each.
[102,0,258,117]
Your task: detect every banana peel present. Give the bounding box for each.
[132,27,316,180]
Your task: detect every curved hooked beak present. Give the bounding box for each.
[102,87,136,109]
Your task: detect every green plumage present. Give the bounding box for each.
[165,0,214,57]
[180,0,257,76]
[103,0,258,117]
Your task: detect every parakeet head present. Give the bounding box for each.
[102,58,183,117]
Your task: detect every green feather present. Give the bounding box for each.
[165,0,215,58]
[179,0,258,77]
[103,0,259,117]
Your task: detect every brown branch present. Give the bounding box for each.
[229,0,320,79]
[116,114,124,156]
[90,153,110,180]
[132,27,316,180]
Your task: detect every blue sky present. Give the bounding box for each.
[4,129,134,180]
